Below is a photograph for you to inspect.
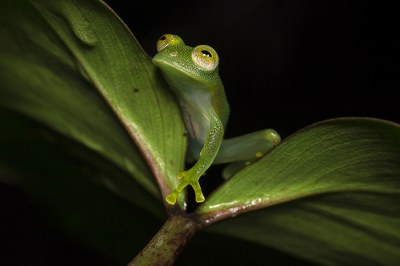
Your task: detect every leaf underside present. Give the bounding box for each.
[0,0,186,210]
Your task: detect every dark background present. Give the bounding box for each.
[2,0,399,265]
[108,0,399,139]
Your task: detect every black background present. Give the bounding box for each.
[108,0,399,139]
[2,0,399,265]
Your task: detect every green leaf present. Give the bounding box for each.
[197,118,400,263]
[0,109,165,218]
[0,111,163,264]
[206,192,400,264]
[0,0,186,208]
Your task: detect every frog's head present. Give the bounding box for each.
[152,34,221,93]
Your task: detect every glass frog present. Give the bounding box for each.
[152,34,280,205]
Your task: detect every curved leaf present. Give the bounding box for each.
[0,111,163,264]
[198,118,400,217]
[206,191,400,264]
[0,0,186,208]
[197,118,400,263]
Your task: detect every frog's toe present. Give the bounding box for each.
[195,192,205,203]
[167,170,205,204]
[191,181,205,203]
[166,192,177,205]
[264,129,281,146]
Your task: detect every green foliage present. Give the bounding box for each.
[201,119,400,264]
[1,0,399,265]
[0,0,186,209]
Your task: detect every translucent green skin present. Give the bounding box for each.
[152,35,280,204]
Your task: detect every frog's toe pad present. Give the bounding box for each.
[190,181,205,203]
[166,170,205,204]
[166,193,177,205]
[195,192,205,203]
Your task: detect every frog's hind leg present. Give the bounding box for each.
[214,129,281,179]
[215,128,280,164]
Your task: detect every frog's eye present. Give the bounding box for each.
[156,34,184,52]
[191,45,219,72]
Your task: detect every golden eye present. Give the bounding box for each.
[191,45,219,71]
[156,34,184,52]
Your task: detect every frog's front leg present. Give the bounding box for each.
[165,168,204,204]
[166,115,224,205]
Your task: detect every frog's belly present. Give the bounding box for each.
[180,102,210,162]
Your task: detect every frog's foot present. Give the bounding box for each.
[165,192,179,205]
[165,170,205,205]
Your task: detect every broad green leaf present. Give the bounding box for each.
[197,118,400,264]
[0,111,163,264]
[0,109,164,217]
[198,118,400,215]
[207,192,400,264]
[0,0,186,208]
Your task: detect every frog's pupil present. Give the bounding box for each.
[201,50,212,57]
[160,35,167,40]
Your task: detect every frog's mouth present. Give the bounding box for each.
[152,54,203,84]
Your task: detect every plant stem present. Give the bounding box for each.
[128,215,198,266]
